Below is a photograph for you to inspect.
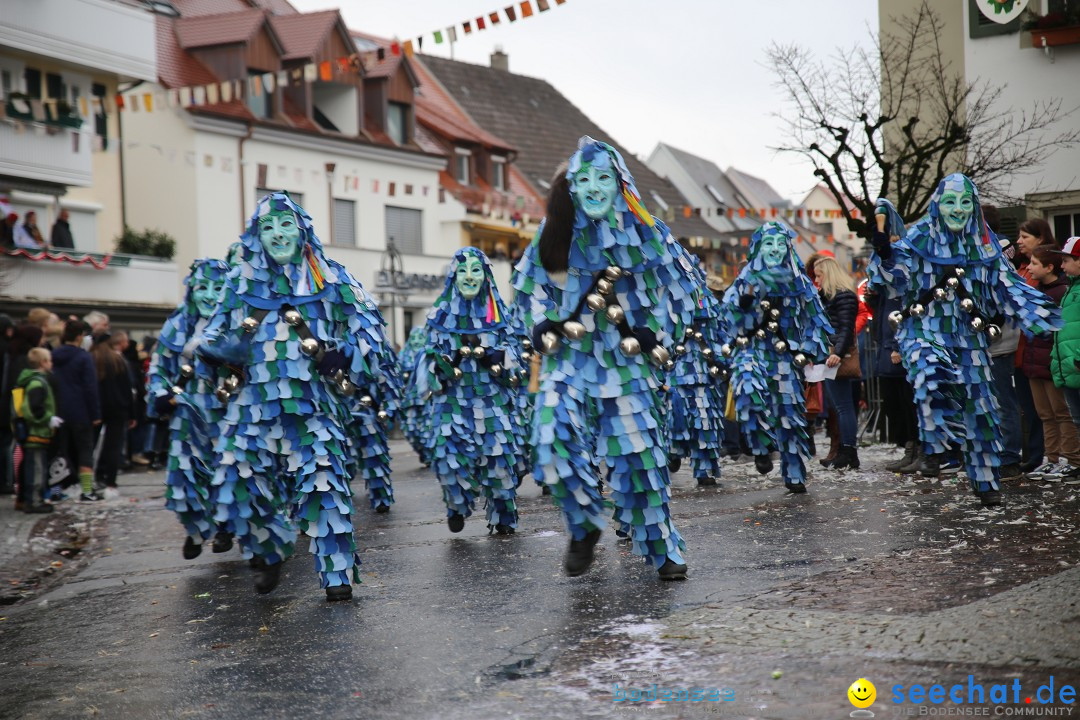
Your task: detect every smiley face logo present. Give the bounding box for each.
[848,678,876,709]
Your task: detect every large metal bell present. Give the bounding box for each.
[793,353,809,368]
[933,288,948,301]
[283,309,303,326]
[664,360,675,371]
[522,339,532,350]
[766,321,779,333]
[403,371,411,381]
[300,338,320,357]
[241,316,259,333]
[720,343,733,357]
[888,310,904,329]
[650,346,670,367]
[459,345,474,358]
[596,278,614,296]
[377,409,389,423]
[769,309,780,320]
[223,374,241,392]
[773,339,788,353]
[735,336,750,348]
[215,386,230,403]
[708,365,721,378]
[180,363,194,378]
[960,298,975,313]
[473,346,486,359]
[562,321,587,340]
[604,266,623,281]
[909,303,926,318]
[170,385,184,396]
[586,293,606,312]
[540,331,561,355]
[755,329,767,340]
[970,316,985,332]
[619,336,642,357]
[987,324,1002,340]
[759,300,771,312]
[702,347,714,359]
[521,351,532,362]
[508,374,520,388]
[452,367,464,380]
[693,330,704,341]
[490,364,502,377]
[946,277,960,289]
[339,379,355,397]
[954,267,966,279]
[359,395,374,408]
[674,344,686,356]
[605,305,626,325]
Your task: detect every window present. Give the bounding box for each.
[332,198,356,247]
[491,156,507,191]
[650,191,669,212]
[46,73,65,102]
[455,148,471,185]
[24,68,41,98]
[246,71,272,119]
[706,185,727,205]
[256,188,303,207]
[92,83,108,148]
[388,102,408,145]
[1051,209,1080,241]
[386,206,423,255]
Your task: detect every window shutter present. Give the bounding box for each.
[333,199,356,247]
[385,206,423,255]
[996,205,1027,242]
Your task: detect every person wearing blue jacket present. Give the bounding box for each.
[50,320,101,501]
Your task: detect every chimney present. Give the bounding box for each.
[490,47,509,72]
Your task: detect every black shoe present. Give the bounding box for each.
[254,560,283,594]
[564,529,602,577]
[919,454,941,478]
[999,464,1024,481]
[490,524,515,536]
[211,531,234,553]
[754,455,773,475]
[325,585,352,602]
[615,528,628,538]
[785,481,807,494]
[541,485,552,496]
[447,513,465,533]
[668,456,682,474]
[25,503,54,514]
[979,489,1003,507]
[183,536,203,560]
[248,557,262,569]
[886,442,918,472]
[374,504,390,514]
[0,485,14,496]
[657,558,688,581]
[819,455,835,468]
[806,434,817,457]
[1021,458,1043,474]
[831,446,861,471]
[79,491,104,502]
[696,477,719,487]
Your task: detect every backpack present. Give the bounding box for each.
[10,385,29,443]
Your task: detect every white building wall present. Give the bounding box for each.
[961,3,1080,202]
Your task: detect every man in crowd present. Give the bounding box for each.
[50,209,75,250]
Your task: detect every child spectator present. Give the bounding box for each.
[1024,246,1079,481]
[1051,237,1080,474]
[13,348,60,513]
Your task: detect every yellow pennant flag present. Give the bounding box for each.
[78,96,89,117]
[143,93,153,112]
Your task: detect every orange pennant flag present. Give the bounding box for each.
[143,93,153,111]
[520,0,534,17]
[319,61,332,81]
[683,206,691,218]
[403,39,414,57]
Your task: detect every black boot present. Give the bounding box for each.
[183,536,202,560]
[254,559,283,594]
[696,477,719,487]
[920,453,941,478]
[447,513,465,533]
[784,481,807,494]
[564,528,602,576]
[897,446,925,474]
[886,442,917,473]
[541,485,552,496]
[657,558,688,581]
[831,446,860,470]
[374,504,390,514]
[978,489,1003,507]
[489,524,515,536]
[211,531,234,553]
[806,433,817,457]
[668,456,682,474]
[754,455,773,475]
[325,584,352,602]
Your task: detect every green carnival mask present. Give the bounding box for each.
[192,278,222,318]
[455,255,485,299]
[259,209,302,265]
[572,159,618,220]
[938,185,974,233]
[760,230,790,268]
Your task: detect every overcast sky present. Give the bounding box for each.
[289,0,879,204]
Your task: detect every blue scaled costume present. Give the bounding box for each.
[668,256,727,486]
[868,174,1061,503]
[720,222,833,492]
[348,339,401,514]
[398,327,431,465]
[412,247,527,534]
[201,193,393,598]
[147,259,230,555]
[512,137,698,577]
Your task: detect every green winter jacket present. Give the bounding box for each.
[1051,277,1080,390]
[13,368,55,447]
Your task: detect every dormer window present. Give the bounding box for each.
[246,69,272,119]
[388,102,408,145]
[455,147,472,185]
[491,155,507,191]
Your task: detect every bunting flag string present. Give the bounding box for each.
[4,247,113,270]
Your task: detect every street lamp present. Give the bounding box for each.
[382,237,404,348]
[324,162,336,246]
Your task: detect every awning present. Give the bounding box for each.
[0,175,68,197]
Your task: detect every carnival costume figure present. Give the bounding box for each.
[512,137,698,581]
[147,258,232,559]
[668,254,727,487]
[399,326,431,466]
[721,221,833,493]
[348,318,400,514]
[869,174,1061,506]
[200,192,393,601]
[413,247,527,535]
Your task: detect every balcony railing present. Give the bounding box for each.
[0,250,180,309]
[0,116,92,187]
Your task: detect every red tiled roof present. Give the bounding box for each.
[174,8,268,49]
[156,15,219,88]
[413,123,445,155]
[350,31,403,79]
[269,10,340,61]
[412,56,513,152]
[171,0,259,17]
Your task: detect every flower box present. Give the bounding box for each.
[1030,24,1080,47]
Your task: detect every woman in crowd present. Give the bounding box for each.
[90,332,133,492]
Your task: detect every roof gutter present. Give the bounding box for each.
[238,122,254,227]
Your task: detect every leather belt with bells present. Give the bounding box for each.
[280,305,357,397]
[214,307,270,403]
[535,265,673,370]
[725,298,812,370]
[672,325,729,382]
[885,266,1001,339]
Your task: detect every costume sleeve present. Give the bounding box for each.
[511,239,561,326]
[866,235,912,299]
[27,381,48,423]
[146,342,179,414]
[989,256,1062,338]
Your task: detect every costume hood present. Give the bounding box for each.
[426,247,511,334]
[158,258,228,353]
[729,222,818,299]
[905,173,1001,265]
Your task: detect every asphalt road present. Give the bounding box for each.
[1,441,1078,719]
